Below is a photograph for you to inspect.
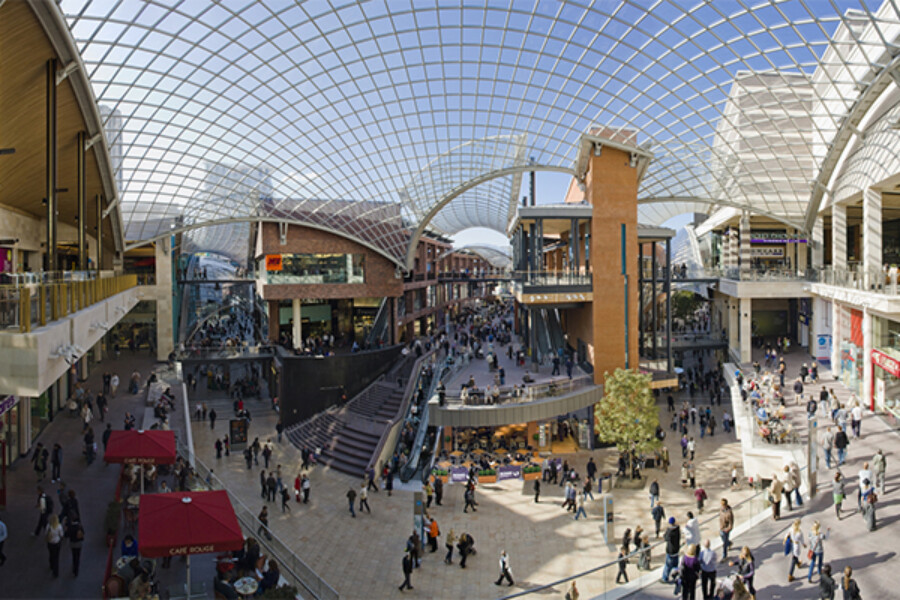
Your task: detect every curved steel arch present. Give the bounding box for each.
[404,164,576,269]
[54,0,900,262]
[639,196,807,232]
[125,216,407,270]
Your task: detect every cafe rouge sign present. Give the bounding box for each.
[872,349,900,378]
[168,544,215,556]
[124,457,159,465]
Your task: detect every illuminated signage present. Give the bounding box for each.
[265,255,283,271]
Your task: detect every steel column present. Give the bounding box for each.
[46,59,58,272]
[77,131,87,270]
[96,195,103,271]
[665,237,673,373]
[651,241,657,359]
[638,242,644,355]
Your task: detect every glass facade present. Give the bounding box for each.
[266,254,365,285]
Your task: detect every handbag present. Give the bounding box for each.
[807,549,814,560]
[783,535,792,556]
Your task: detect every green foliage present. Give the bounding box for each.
[594,368,660,454]
[431,468,449,477]
[671,291,704,322]
[259,584,300,599]
[523,465,541,474]
[478,469,497,477]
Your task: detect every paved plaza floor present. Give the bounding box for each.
[626,347,900,600]
[191,347,753,600]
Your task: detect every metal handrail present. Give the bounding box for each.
[176,440,339,600]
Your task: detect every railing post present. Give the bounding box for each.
[39,285,47,326]
[20,287,31,333]
[50,285,59,321]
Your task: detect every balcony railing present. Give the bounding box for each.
[711,266,819,282]
[445,373,593,408]
[518,270,592,287]
[0,273,138,333]
[817,266,900,295]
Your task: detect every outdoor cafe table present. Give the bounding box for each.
[234,576,259,598]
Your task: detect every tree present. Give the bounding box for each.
[594,368,660,454]
[671,290,703,322]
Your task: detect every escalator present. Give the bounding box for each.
[364,298,390,348]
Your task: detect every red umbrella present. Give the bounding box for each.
[139,491,244,594]
[104,430,177,465]
[104,430,176,494]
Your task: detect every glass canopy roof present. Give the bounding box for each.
[59,0,900,266]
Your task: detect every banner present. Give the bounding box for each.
[449,467,469,483]
[497,465,522,481]
[872,348,900,378]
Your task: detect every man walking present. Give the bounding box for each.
[494,550,514,586]
[873,449,887,495]
[209,408,217,430]
[822,427,835,469]
[34,487,51,536]
[359,481,371,514]
[834,426,849,466]
[346,487,357,517]
[651,501,666,538]
[699,539,717,600]
[257,506,271,540]
[66,515,84,577]
[719,498,734,558]
[398,550,414,591]
[50,444,62,483]
[434,475,443,505]
[661,517,680,583]
[463,485,477,513]
[649,479,660,508]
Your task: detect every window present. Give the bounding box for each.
[266,254,365,284]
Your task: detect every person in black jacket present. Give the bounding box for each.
[652,502,666,538]
[819,563,836,600]
[399,550,414,591]
[649,479,660,508]
[661,517,681,583]
[834,426,850,466]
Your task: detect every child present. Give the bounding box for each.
[730,464,740,489]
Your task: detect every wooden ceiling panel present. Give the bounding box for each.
[0,0,114,251]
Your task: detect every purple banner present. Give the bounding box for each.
[497,465,522,481]
[0,395,17,418]
[450,467,469,483]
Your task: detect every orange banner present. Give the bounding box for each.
[265,254,283,271]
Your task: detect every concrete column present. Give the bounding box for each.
[154,237,174,361]
[728,299,739,358]
[267,300,280,342]
[863,187,882,289]
[832,203,847,271]
[721,233,730,269]
[292,299,302,350]
[739,297,752,363]
[863,307,873,410]
[740,212,751,272]
[812,216,824,270]
[797,229,808,273]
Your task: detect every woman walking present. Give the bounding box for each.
[807,521,830,582]
[832,472,845,518]
[45,513,65,578]
[730,546,756,597]
[786,519,806,582]
[842,565,861,599]
[444,529,456,564]
[679,544,701,600]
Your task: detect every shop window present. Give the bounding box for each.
[266,254,365,284]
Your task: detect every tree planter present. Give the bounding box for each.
[434,475,449,484]
[478,475,497,484]
[522,471,541,481]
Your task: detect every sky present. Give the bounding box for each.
[56,0,889,259]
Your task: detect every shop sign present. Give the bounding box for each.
[497,465,522,481]
[816,335,832,362]
[750,231,807,244]
[751,247,784,258]
[265,254,283,271]
[0,396,16,418]
[872,349,900,378]
[449,467,469,483]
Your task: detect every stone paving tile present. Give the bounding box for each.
[192,349,755,600]
[623,346,900,600]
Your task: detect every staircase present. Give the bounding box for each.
[285,356,411,477]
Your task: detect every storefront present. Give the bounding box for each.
[871,348,900,414]
[0,396,21,509]
[838,304,863,395]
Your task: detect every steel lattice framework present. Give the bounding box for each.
[59,0,900,267]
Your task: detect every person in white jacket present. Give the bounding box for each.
[684,511,701,547]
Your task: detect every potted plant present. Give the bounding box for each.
[431,468,449,483]
[522,465,542,481]
[260,584,300,599]
[477,468,497,483]
[104,500,122,546]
